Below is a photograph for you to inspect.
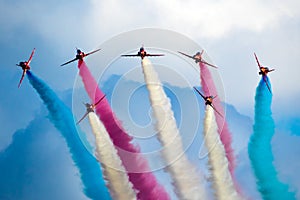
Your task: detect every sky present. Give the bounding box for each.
[1,0,299,115]
[0,0,299,199]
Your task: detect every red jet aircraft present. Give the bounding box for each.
[178,50,218,69]
[61,48,101,66]
[254,53,275,93]
[121,46,164,59]
[193,87,223,117]
[76,95,106,125]
[16,48,35,88]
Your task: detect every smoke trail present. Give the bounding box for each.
[78,61,170,200]
[142,58,207,200]
[27,71,111,200]
[248,77,296,200]
[199,62,235,174]
[88,112,137,200]
[200,62,247,198]
[204,106,241,200]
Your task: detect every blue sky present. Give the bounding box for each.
[0,0,299,199]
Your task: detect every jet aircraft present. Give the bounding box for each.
[193,87,223,117]
[121,46,164,59]
[61,48,101,66]
[16,48,35,88]
[76,95,106,125]
[254,53,274,93]
[178,50,218,68]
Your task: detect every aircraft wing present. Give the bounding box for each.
[193,87,206,100]
[27,48,36,64]
[86,48,101,57]
[210,104,223,118]
[146,53,164,57]
[60,58,78,66]
[254,53,263,72]
[18,70,26,88]
[263,75,272,94]
[178,51,194,60]
[201,60,218,69]
[94,95,106,107]
[76,111,89,125]
[121,54,139,57]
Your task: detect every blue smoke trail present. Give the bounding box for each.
[27,71,111,200]
[248,77,295,200]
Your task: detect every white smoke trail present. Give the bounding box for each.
[88,112,137,200]
[204,106,242,200]
[142,58,207,200]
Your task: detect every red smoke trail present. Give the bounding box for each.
[78,61,170,200]
[199,62,245,197]
[199,62,235,172]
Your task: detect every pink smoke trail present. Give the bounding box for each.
[199,62,235,173]
[78,60,170,200]
[199,62,247,198]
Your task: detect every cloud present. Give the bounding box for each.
[84,0,300,40]
[1,0,299,46]
[273,129,300,199]
[148,0,296,38]
[0,112,87,200]
[0,70,41,150]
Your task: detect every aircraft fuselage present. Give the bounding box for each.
[259,67,271,76]
[76,52,86,60]
[193,54,202,63]
[18,62,30,70]
[84,103,94,113]
[205,97,213,105]
[138,50,146,59]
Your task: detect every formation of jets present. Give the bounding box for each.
[76,95,106,124]
[193,87,223,117]
[16,46,275,121]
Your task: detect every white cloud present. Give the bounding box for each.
[2,0,299,44]
[85,0,300,39]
